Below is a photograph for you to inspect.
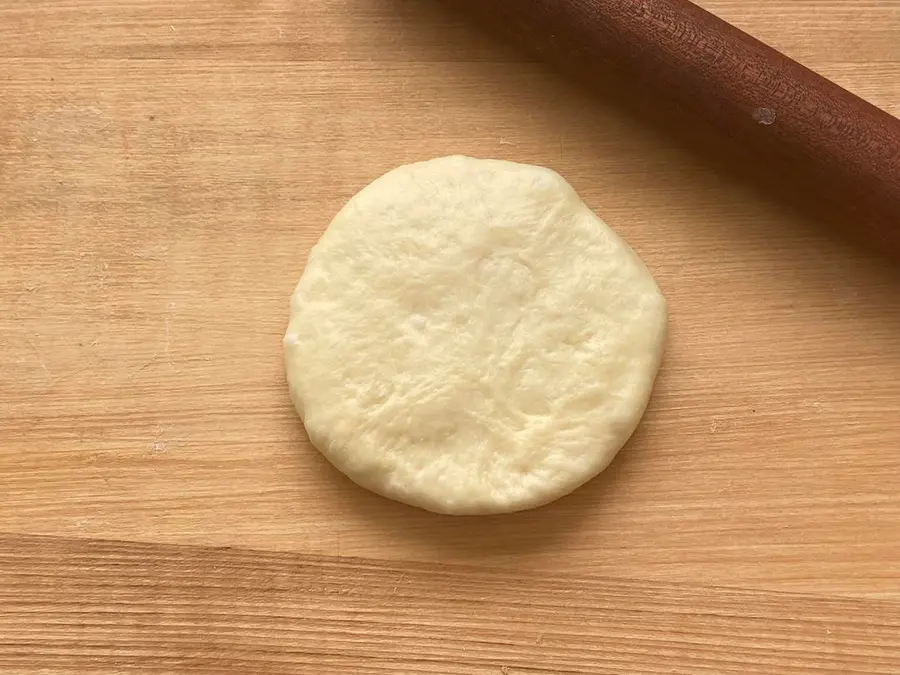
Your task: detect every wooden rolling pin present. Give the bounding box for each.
[454,0,900,257]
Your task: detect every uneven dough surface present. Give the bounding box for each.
[285,156,667,514]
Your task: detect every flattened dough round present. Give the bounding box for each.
[285,156,666,515]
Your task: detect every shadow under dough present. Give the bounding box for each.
[294,415,650,558]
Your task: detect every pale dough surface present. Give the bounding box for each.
[285,156,667,515]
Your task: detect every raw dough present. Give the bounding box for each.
[285,156,666,515]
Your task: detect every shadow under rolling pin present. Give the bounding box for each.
[452,0,900,259]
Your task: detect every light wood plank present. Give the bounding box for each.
[1,535,899,674]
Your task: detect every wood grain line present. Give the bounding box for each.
[1,534,898,674]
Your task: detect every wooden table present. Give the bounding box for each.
[2,1,899,672]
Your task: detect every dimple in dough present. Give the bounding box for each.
[285,156,667,515]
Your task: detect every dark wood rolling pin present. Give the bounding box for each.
[454,0,900,257]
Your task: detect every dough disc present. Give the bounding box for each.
[285,156,666,515]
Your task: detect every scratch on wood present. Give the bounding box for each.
[131,245,170,262]
[24,335,53,383]
[130,354,159,379]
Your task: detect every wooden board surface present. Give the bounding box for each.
[1,0,899,672]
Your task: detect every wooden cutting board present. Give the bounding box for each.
[1,1,899,672]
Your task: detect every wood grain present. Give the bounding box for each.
[2,535,899,674]
[1,0,900,671]
[454,0,900,256]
